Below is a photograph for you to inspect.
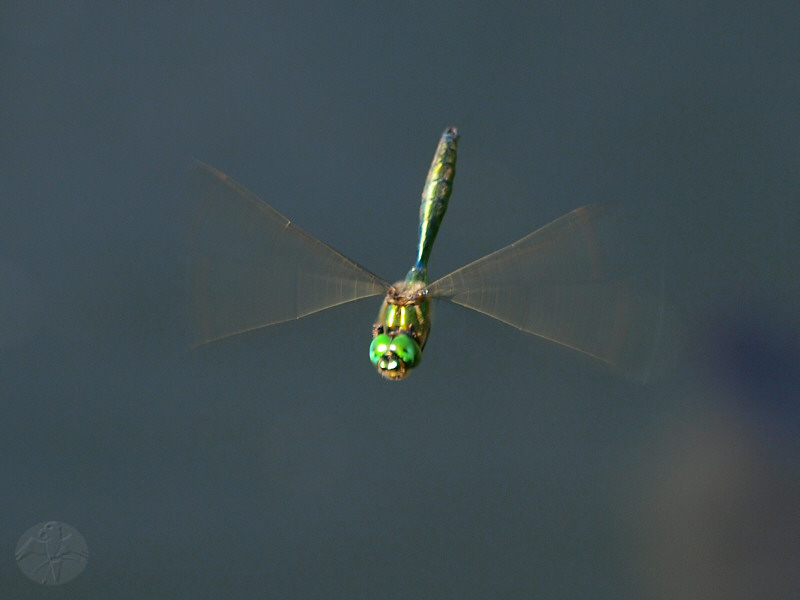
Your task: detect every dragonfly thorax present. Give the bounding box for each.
[369,280,432,380]
[386,279,428,304]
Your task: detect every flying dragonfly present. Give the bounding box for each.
[190,127,681,381]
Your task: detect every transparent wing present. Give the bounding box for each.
[427,205,683,382]
[189,162,389,346]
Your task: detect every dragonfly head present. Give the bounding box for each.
[369,332,422,380]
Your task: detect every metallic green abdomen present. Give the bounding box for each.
[407,127,458,283]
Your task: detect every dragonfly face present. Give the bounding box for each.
[369,332,421,380]
[370,282,432,380]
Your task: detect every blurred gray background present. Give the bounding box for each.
[2,3,798,598]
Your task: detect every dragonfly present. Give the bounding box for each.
[190,127,681,382]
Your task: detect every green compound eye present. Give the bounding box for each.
[388,334,421,368]
[369,334,392,365]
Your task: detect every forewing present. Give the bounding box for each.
[190,162,388,345]
[427,205,683,382]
